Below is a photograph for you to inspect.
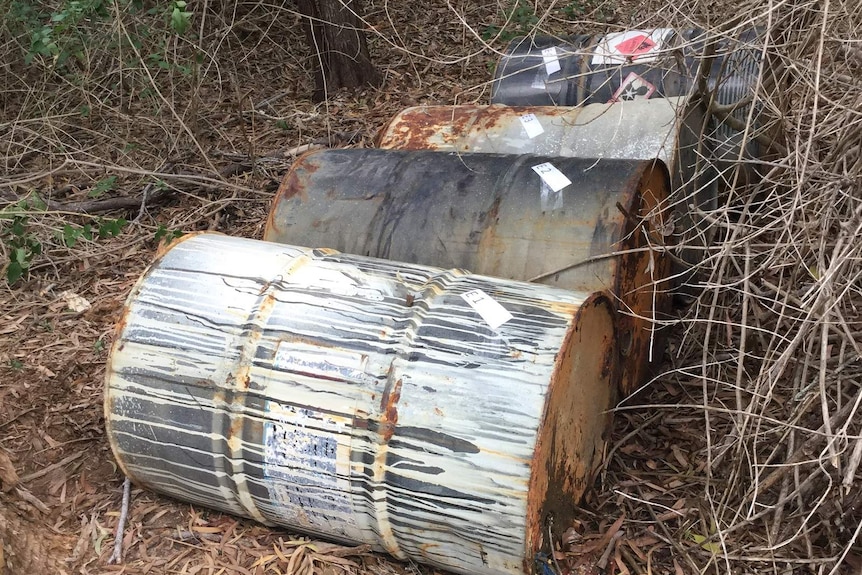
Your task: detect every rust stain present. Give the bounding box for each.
[113,304,132,351]
[234,365,251,391]
[475,196,504,271]
[418,542,439,559]
[433,407,443,417]
[379,378,402,443]
[274,172,308,203]
[379,104,578,151]
[525,293,617,565]
[265,153,323,238]
[228,413,244,451]
[274,332,339,352]
[615,166,672,395]
[378,107,474,150]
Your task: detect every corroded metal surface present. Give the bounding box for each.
[264,150,671,393]
[105,233,618,575]
[376,98,715,233]
[489,28,763,163]
[490,30,698,107]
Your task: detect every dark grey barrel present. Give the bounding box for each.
[490,28,764,163]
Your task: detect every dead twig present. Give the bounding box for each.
[107,476,131,565]
[17,451,85,484]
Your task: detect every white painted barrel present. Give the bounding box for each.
[104,233,618,575]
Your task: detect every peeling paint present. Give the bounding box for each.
[105,233,619,575]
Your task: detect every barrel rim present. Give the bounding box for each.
[524,290,618,568]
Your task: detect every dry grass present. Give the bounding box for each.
[0,0,860,574]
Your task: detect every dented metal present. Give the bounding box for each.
[105,232,618,575]
[263,150,671,394]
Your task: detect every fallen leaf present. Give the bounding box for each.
[671,444,689,467]
[690,533,721,554]
[0,314,28,335]
[36,365,57,378]
[0,450,19,492]
[61,291,92,313]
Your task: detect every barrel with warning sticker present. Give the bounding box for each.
[490,27,764,167]
[263,149,671,395]
[104,232,619,575]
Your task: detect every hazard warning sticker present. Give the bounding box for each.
[591,29,673,65]
[609,72,657,102]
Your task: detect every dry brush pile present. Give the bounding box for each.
[0,0,859,573]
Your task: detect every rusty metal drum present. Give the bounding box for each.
[105,232,618,575]
[490,30,695,107]
[490,28,764,164]
[264,150,671,394]
[375,97,715,254]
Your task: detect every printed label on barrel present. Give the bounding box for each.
[263,400,356,534]
[591,29,674,65]
[531,162,572,192]
[461,289,513,330]
[609,72,657,102]
[519,113,545,138]
[542,47,561,74]
[273,342,370,382]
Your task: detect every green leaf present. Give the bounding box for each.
[690,533,721,554]
[11,218,26,237]
[88,175,116,198]
[171,5,191,35]
[28,195,47,210]
[98,218,126,238]
[13,247,28,267]
[155,225,184,246]
[6,261,23,284]
[62,223,79,247]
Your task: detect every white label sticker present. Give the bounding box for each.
[531,162,572,193]
[519,113,544,138]
[591,29,674,65]
[461,289,513,330]
[540,181,564,211]
[542,47,561,75]
[530,69,547,90]
[273,342,372,383]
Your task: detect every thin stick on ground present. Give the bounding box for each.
[107,477,131,565]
